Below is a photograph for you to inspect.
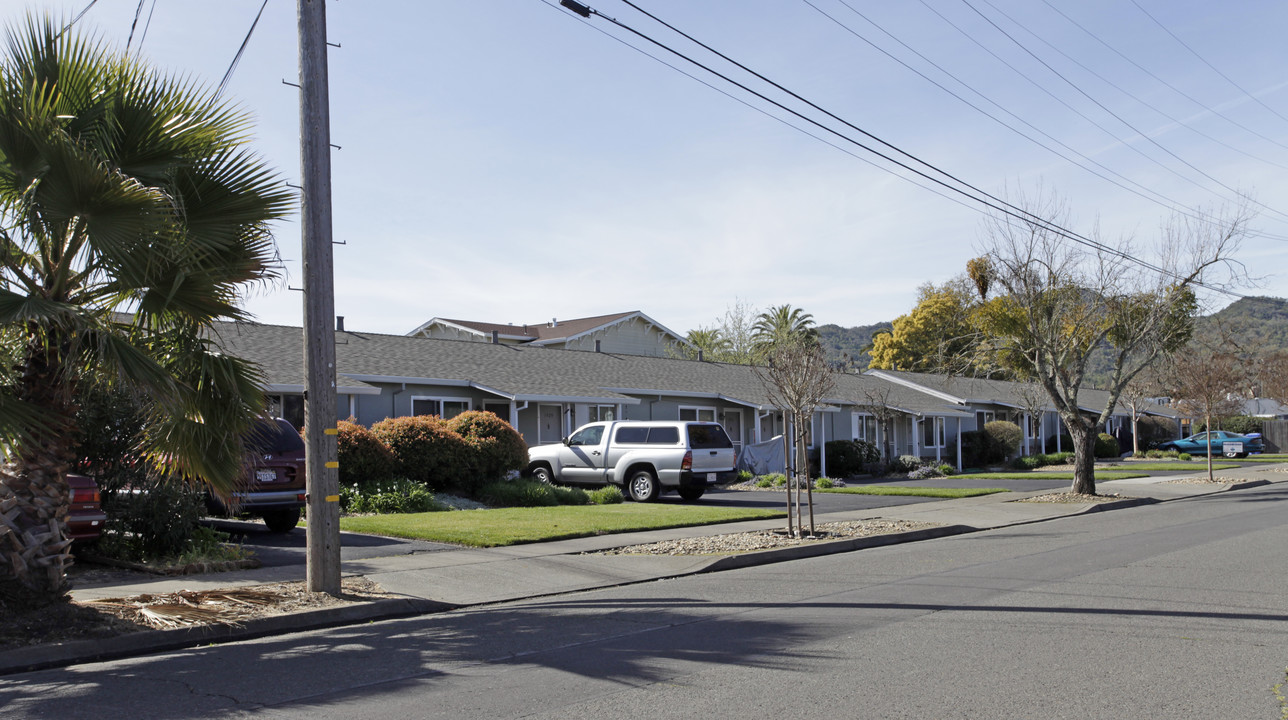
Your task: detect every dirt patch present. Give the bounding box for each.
[591,519,939,556]
[1014,492,1125,504]
[0,575,396,652]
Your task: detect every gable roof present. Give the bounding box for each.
[406,311,689,347]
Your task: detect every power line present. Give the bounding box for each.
[125,0,146,53]
[958,0,1288,224]
[216,0,270,100]
[1130,0,1288,128]
[554,0,1247,297]
[1037,0,1288,156]
[56,0,99,40]
[804,0,1288,243]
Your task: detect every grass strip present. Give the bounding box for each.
[816,486,1009,498]
[963,471,1146,480]
[339,504,785,547]
[1109,462,1239,471]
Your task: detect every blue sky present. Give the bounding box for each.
[13,0,1288,334]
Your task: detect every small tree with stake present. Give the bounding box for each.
[753,336,835,537]
[1159,345,1246,482]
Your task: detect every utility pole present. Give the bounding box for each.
[298,0,341,595]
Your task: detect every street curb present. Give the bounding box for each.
[701,524,977,573]
[0,597,453,677]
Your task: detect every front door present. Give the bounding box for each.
[538,404,562,444]
[722,410,743,454]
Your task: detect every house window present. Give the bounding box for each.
[266,394,305,430]
[588,405,617,423]
[976,411,994,430]
[852,413,877,442]
[679,406,716,422]
[411,396,470,419]
[482,401,510,418]
[922,417,945,448]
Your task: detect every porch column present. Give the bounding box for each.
[956,418,963,471]
[818,413,827,478]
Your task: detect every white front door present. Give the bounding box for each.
[538,404,562,444]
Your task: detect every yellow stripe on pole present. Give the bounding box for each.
[324,428,338,435]
[324,495,339,503]
[325,461,339,469]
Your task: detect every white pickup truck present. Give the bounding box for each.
[526,420,739,502]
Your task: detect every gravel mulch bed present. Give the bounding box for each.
[1163,476,1245,484]
[1014,492,1125,503]
[591,519,939,556]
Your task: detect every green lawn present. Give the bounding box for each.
[339,504,785,547]
[816,486,1009,498]
[1108,462,1239,471]
[962,471,1148,480]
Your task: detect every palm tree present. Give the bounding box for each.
[0,15,293,610]
[752,304,818,351]
[684,327,731,361]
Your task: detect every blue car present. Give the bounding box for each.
[1157,430,1263,458]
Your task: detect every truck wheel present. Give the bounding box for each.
[677,487,705,501]
[262,508,301,533]
[530,464,553,484]
[627,469,660,502]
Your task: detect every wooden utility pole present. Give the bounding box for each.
[298,0,341,595]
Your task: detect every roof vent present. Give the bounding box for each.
[492,330,499,344]
[595,340,602,353]
[336,316,345,332]
[698,349,704,362]
[550,317,558,328]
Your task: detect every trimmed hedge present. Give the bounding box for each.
[1095,432,1120,458]
[370,415,472,491]
[824,439,880,477]
[447,410,529,491]
[337,418,397,486]
[984,420,1023,458]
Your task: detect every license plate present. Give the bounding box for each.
[706,472,716,482]
[1223,441,1243,454]
[256,469,278,483]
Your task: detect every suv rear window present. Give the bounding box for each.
[246,418,305,454]
[688,424,733,449]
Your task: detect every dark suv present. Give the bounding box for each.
[207,418,307,532]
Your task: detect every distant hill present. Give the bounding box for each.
[1194,296,1288,349]
[818,321,892,370]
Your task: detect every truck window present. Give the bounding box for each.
[614,426,648,444]
[688,424,733,449]
[646,427,680,444]
[568,426,603,446]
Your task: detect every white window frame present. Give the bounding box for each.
[588,404,618,423]
[679,405,717,422]
[922,416,946,449]
[852,412,879,442]
[410,395,471,419]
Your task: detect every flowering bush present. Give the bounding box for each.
[370,415,471,491]
[336,418,397,486]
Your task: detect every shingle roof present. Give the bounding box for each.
[214,321,966,415]
[410,311,646,343]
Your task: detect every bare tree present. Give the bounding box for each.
[1159,346,1246,481]
[1011,381,1050,457]
[753,337,835,537]
[1118,367,1167,457]
[974,187,1251,495]
[859,385,901,462]
[1257,351,1288,405]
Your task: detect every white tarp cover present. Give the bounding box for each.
[737,435,786,476]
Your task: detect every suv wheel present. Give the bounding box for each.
[677,487,704,502]
[627,469,660,502]
[262,508,301,533]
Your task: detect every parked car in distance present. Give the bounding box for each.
[65,473,106,543]
[1157,430,1263,458]
[206,417,307,532]
[526,420,738,502]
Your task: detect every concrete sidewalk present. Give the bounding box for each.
[8,462,1284,675]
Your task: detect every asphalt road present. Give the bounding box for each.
[7,479,1288,718]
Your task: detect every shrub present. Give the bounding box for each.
[961,430,1006,467]
[984,421,1023,459]
[336,419,397,486]
[1178,452,1192,461]
[736,469,754,483]
[1219,416,1262,435]
[767,473,788,487]
[755,476,774,488]
[102,477,206,560]
[824,439,881,477]
[447,411,530,490]
[907,465,943,480]
[1042,451,1073,465]
[1045,433,1074,453]
[1012,455,1044,470]
[1095,433,1120,458]
[814,477,835,489]
[890,455,921,474]
[340,478,442,514]
[477,479,560,507]
[937,463,956,476]
[552,485,590,505]
[588,485,624,504]
[370,415,471,491]
[1136,416,1178,448]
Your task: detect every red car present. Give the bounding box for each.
[65,473,106,543]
